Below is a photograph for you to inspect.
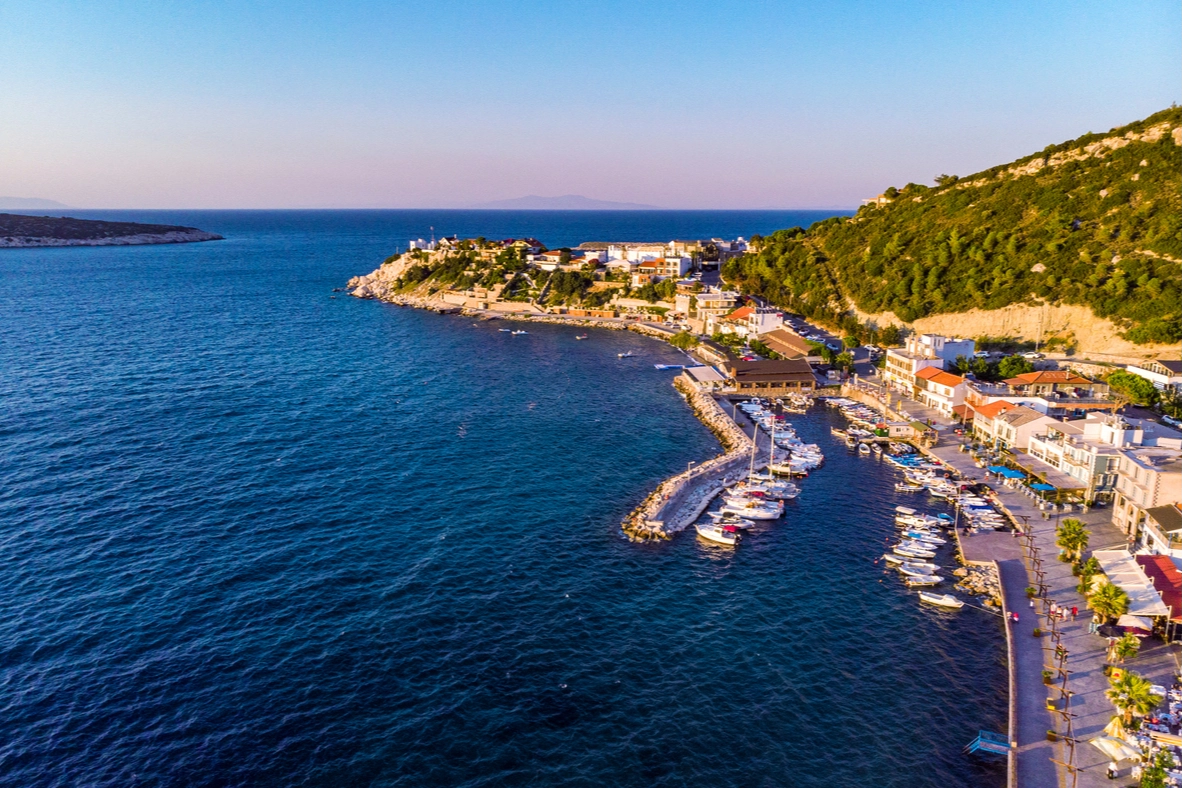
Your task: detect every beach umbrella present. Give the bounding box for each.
[1103,717,1126,739]
[1097,624,1124,638]
[1089,735,1141,762]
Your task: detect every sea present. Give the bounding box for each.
[0,210,1006,787]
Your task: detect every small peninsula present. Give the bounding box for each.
[0,213,223,248]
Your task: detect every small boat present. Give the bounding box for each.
[904,575,942,587]
[511,330,528,335]
[895,483,925,492]
[617,351,635,358]
[898,564,935,578]
[893,544,936,559]
[858,443,871,456]
[575,334,588,340]
[871,443,883,455]
[696,523,738,546]
[882,553,904,565]
[903,531,946,545]
[720,503,781,520]
[499,328,512,332]
[918,592,964,608]
[900,561,940,573]
[845,436,857,449]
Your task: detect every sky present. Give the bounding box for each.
[0,0,1179,209]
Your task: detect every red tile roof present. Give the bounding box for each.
[725,306,755,321]
[1004,370,1094,386]
[973,401,1020,420]
[915,367,964,387]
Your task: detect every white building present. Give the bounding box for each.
[1125,359,1183,392]
[1112,447,1183,541]
[912,367,967,418]
[906,334,975,366]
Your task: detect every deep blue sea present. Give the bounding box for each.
[0,211,1005,787]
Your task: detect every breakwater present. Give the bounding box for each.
[621,379,755,541]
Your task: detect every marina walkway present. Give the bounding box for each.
[931,442,1180,788]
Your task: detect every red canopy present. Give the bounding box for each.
[1135,555,1182,623]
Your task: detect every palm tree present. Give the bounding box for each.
[1056,518,1089,562]
[1108,634,1140,664]
[1087,581,1130,623]
[1105,671,1160,726]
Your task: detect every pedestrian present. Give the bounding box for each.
[1071,606,1078,620]
[1029,598,1035,609]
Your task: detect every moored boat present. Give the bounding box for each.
[696,522,738,545]
[918,592,964,608]
[904,574,942,587]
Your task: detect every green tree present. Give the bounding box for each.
[1088,581,1130,623]
[880,325,902,346]
[952,354,972,374]
[997,355,1035,379]
[1055,518,1089,562]
[1106,670,1161,726]
[668,331,698,351]
[934,174,959,187]
[842,335,859,349]
[834,351,854,371]
[1140,748,1174,788]
[1106,370,1160,407]
[1160,387,1182,419]
[1109,633,1141,664]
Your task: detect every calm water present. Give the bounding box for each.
[0,211,1004,787]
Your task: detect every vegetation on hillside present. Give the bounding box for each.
[724,107,1182,344]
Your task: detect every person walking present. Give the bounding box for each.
[1071,606,1078,621]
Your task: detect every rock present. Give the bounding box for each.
[953,568,968,577]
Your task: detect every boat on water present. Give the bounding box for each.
[707,512,756,530]
[696,522,738,546]
[895,482,925,492]
[900,561,940,573]
[575,334,588,340]
[511,330,528,335]
[898,564,936,578]
[905,575,943,587]
[919,592,965,609]
[845,436,857,449]
[499,328,512,332]
[882,553,904,565]
[617,351,635,358]
[720,501,781,520]
[871,442,883,455]
[857,443,871,455]
[903,531,946,545]
[893,544,937,559]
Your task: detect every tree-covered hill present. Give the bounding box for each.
[725,107,1182,344]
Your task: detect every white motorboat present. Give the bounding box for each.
[858,442,871,455]
[895,483,925,492]
[918,592,964,609]
[511,330,528,335]
[871,442,883,455]
[617,351,634,358]
[902,531,946,545]
[499,328,512,332]
[893,544,937,559]
[900,561,940,573]
[696,523,738,546]
[904,574,942,587]
[882,553,904,565]
[898,564,936,578]
[720,502,781,520]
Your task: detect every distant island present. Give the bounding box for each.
[0,213,223,248]
[0,196,71,210]
[470,194,663,210]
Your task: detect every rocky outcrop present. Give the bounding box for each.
[0,213,223,247]
[954,564,1003,606]
[0,229,222,247]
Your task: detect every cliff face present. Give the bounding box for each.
[0,214,223,247]
[724,107,1183,348]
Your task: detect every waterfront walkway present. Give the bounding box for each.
[931,442,1180,788]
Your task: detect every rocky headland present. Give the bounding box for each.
[0,213,223,248]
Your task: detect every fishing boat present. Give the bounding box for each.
[845,436,857,449]
[900,561,940,573]
[904,575,942,587]
[695,522,738,546]
[617,351,634,358]
[857,443,871,455]
[918,592,965,609]
[898,564,936,578]
[871,442,883,455]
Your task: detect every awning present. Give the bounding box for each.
[1134,554,1181,623]
[987,465,1009,474]
[1117,614,1153,631]
[987,467,1025,479]
[1093,550,1172,617]
[1029,483,1056,491]
[1090,735,1141,762]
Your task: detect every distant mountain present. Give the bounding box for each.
[470,194,662,210]
[0,197,71,210]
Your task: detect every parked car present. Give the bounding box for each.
[1022,352,1044,359]
[973,350,991,358]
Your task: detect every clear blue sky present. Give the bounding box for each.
[0,0,1178,208]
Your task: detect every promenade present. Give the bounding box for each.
[933,441,1179,788]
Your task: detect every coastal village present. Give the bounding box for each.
[350,233,1182,788]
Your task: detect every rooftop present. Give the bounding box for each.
[915,367,964,387]
[974,401,1021,420]
[725,357,815,383]
[1004,370,1095,386]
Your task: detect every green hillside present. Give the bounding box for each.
[724,107,1182,344]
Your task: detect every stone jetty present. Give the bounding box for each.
[621,378,756,541]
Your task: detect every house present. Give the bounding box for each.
[711,306,784,339]
[1126,359,1183,392]
[501,238,544,255]
[1021,415,1179,503]
[1003,370,1107,397]
[913,367,967,418]
[690,289,742,321]
[649,257,692,278]
[1112,447,1183,541]
[723,358,816,394]
[883,333,972,392]
[972,402,1056,450]
[758,328,815,360]
[1140,504,1182,563]
[694,339,735,366]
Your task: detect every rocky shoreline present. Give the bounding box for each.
[0,229,223,248]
